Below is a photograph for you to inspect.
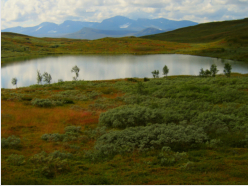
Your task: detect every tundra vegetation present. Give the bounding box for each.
[2,72,248,184]
[1,17,248,185]
[2,18,248,65]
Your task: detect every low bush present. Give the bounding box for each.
[127,78,138,82]
[31,98,53,107]
[87,90,102,99]
[64,126,81,133]
[136,81,147,95]
[1,135,21,149]
[41,133,64,142]
[83,126,107,140]
[41,126,82,142]
[30,151,72,178]
[49,44,59,48]
[7,154,25,166]
[101,87,115,94]
[99,105,164,129]
[51,90,89,101]
[156,146,188,166]
[88,98,117,110]
[31,98,64,107]
[144,77,150,82]
[191,111,239,135]
[94,124,208,157]
[205,139,222,149]
[123,94,155,105]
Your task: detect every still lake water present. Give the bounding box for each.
[2,54,248,89]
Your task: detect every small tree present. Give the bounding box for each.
[210,64,219,77]
[37,70,43,85]
[163,65,169,77]
[43,72,52,84]
[223,63,232,77]
[151,70,159,78]
[11,78,17,88]
[205,69,211,76]
[199,68,211,77]
[199,68,205,77]
[71,65,80,81]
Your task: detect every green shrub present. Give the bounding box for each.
[127,78,138,82]
[205,139,222,149]
[88,98,117,110]
[64,126,81,133]
[7,154,25,166]
[157,147,188,166]
[55,90,80,96]
[83,126,107,139]
[49,150,73,159]
[94,124,208,157]
[41,133,64,142]
[51,90,89,101]
[191,111,237,135]
[30,151,72,178]
[31,98,53,107]
[144,77,150,82]
[99,105,164,129]
[136,81,147,95]
[1,135,21,149]
[101,87,115,94]
[123,94,155,105]
[41,126,82,142]
[49,44,59,48]
[87,90,102,99]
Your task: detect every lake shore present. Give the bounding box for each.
[2,32,248,65]
[2,54,248,89]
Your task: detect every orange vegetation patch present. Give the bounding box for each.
[82,117,99,125]
[65,110,98,125]
[81,111,92,117]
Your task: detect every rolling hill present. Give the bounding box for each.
[143,17,248,43]
[142,17,248,62]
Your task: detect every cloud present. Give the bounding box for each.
[1,0,248,29]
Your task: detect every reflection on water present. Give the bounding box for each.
[1,54,248,88]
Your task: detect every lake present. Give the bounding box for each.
[1,54,248,89]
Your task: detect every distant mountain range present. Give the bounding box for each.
[2,16,198,40]
[63,27,168,40]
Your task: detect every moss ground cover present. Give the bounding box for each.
[1,74,248,184]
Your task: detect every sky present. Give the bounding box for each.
[1,0,248,29]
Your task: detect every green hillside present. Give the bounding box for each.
[143,18,248,62]
[142,18,248,43]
